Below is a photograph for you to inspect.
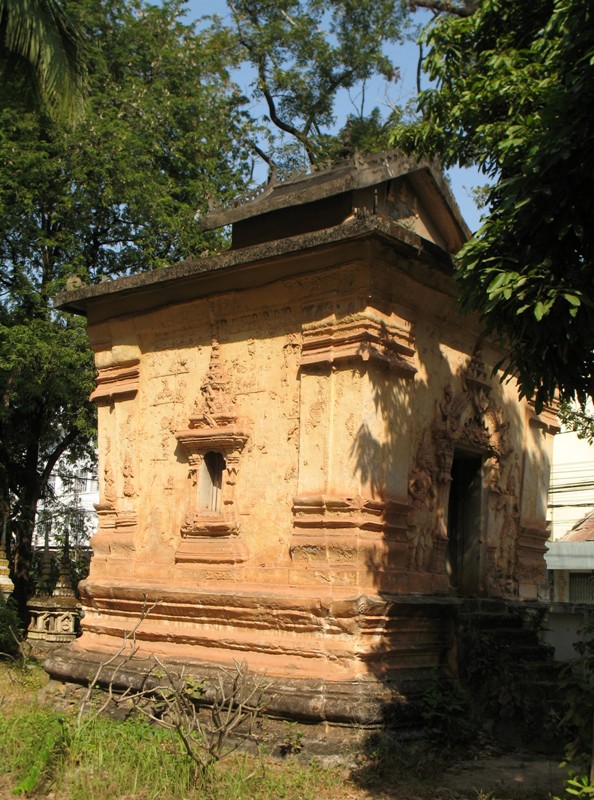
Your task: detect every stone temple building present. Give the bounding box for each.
[48,151,557,725]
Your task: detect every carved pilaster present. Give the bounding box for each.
[300,308,416,376]
[289,495,410,592]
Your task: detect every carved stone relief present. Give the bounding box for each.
[491,457,521,593]
[102,437,116,507]
[406,435,437,571]
[406,352,518,594]
[123,451,135,498]
[174,338,250,568]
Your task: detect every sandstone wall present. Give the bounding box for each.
[73,238,555,686]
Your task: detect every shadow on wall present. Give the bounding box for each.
[349,319,549,699]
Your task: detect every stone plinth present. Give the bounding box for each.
[28,558,81,644]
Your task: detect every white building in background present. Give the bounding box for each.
[546,428,594,608]
[547,429,594,541]
[34,463,99,549]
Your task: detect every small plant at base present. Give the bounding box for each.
[564,774,594,798]
[421,676,475,746]
[280,721,304,756]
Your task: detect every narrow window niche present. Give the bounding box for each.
[199,451,226,513]
[174,404,249,563]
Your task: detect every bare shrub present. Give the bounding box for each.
[77,601,271,774]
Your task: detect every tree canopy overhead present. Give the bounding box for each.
[224,0,412,169]
[391,0,594,410]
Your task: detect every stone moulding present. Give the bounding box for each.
[291,495,408,533]
[90,508,137,557]
[50,584,456,723]
[175,426,249,455]
[300,309,417,376]
[90,361,140,403]
[528,400,560,434]
[290,495,411,592]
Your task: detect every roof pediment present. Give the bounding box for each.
[198,150,470,256]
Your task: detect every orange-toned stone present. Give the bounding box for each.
[46,151,556,725]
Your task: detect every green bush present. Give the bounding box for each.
[560,613,594,773]
[0,592,22,657]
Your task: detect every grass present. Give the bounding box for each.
[0,658,567,800]
[0,660,345,800]
[0,704,341,800]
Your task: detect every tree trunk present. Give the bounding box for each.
[11,470,42,621]
[10,413,44,620]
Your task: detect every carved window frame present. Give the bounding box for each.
[175,425,248,538]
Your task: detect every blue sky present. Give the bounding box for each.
[185,1,485,232]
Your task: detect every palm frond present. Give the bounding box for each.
[0,0,88,122]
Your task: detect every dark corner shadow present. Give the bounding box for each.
[348,321,555,763]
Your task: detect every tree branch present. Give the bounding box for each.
[252,142,277,184]
[39,427,81,490]
[409,0,478,17]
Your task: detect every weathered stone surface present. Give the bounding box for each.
[48,152,556,725]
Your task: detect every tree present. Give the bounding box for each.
[0,0,88,122]
[391,0,594,410]
[0,0,253,608]
[224,0,412,169]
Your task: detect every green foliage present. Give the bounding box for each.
[225,0,412,165]
[391,0,594,409]
[280,720,305,756]
[0,664,341,800]
[64,715,196,799]
[0,0,88,122]
[0,0,253,596]
[14,714,67,794]
[0,592,21,656]
[559,614,594,774]
[456,615,561,746]
[564,774,594,798]
[0,707,67,793]
[420,676,475,745]
[95,658,272,775]
[558,400,594,444]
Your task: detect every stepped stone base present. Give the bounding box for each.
[45,590,459,726]
[44,594,560,747]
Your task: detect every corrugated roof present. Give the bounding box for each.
[545,541,594,569]
[562,510,594,541]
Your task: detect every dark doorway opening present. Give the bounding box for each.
[447,450,483,595]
